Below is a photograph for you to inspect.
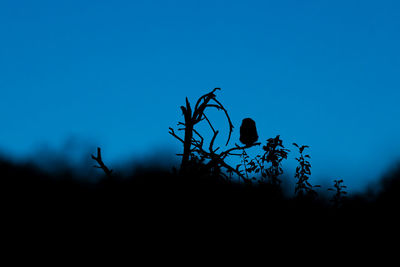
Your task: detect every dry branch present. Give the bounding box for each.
[169,88,259,183]
[91,147,113,178]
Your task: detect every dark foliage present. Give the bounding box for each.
[2,155,400,248]
[293,143,320,199]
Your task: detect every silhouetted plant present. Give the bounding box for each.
[260,135,289,185]
[328,179,347,208]
[237,149,258,182]
[239,149,250,180]
[169,88,232,171]
[245,155,263,179]
[91,147,113,179]
[234,135,289,186]
[169,88,260,182]
[293,143,319,198]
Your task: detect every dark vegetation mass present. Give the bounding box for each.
[2,89,400,233]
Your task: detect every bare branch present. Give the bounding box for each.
[192,128,204,147]
[168,127,185,143]
[194,88,220,113]
[211,98,234,146]
[170,87,242,177]
[204,104,222,109]
[193,89,220,123]
[202,113,216,134]
[209,130,219,153]
[221,142,261,160]
[91,147,113,178]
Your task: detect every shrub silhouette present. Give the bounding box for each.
[293,143,320,199]
[261,135,289,185]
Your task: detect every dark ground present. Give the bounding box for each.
[2,157,400,244]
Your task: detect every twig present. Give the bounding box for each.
[209,130,219,153]
[169,127,185,143]
[202,113,216,134]
[192,128,204,147]
[169,88,249,180]
[91,147,113,178]
[220,142,261,160]
[219,160,250,184]
[209,98,234,145]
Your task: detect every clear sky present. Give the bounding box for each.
[1,0,399,192]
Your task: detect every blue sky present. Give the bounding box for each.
[0,0,399,192]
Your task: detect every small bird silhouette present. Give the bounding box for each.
[240,118,258,146]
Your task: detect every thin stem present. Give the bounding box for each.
[91,147,113,178]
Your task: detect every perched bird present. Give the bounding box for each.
[240,118,258,146]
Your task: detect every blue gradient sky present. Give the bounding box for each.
[1,0,399,192]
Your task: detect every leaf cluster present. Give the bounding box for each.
[293,143,319,197]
